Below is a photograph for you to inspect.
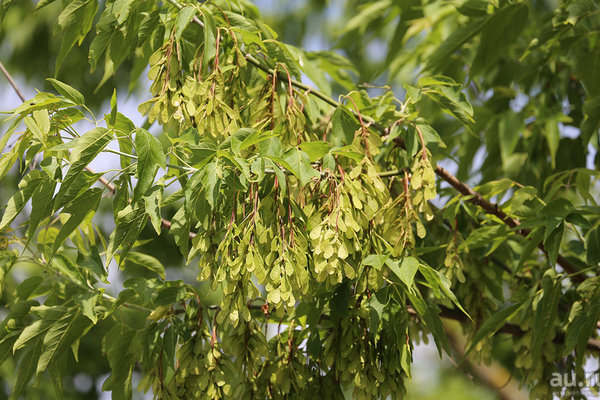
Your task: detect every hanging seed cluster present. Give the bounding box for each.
[134,10,441,400]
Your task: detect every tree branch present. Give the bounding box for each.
[406,304,600,352]
[0,60,26,102]
[444,321,528,400]
[435,166,584,282]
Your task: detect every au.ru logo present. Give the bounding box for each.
[550,372,599,395]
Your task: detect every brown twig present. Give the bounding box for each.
[434,166,583,282]
[445,322,528,400]
[0,60,26,102]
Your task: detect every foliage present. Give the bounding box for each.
[0,0,599,399]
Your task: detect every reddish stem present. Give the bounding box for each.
[414,124,427,161]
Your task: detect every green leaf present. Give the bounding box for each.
[587,225,600,266]
[26,177,56,244]
[363,254,389,270]
[498,112,523,167]
[200,161,220,207]
[388,257,419,289]
[384,0,422,73]
[425,16,490,71]
[134,128,165,202]
[175,5,196,41]
[330,105,359,147]
[581,95,600,145]
[464,224,511,250]
[107,205,147,264]
[57,0,86,28]
[421,76,474,126]
[301,53,331,95]
[456,0,488,16]
[330,146,364,162]
[330,282,350,324]
[0,148,19,182]
[336,0,391,35]
[74,292,99,324]
[471,4,529,75]
[9,92,67,115]
[111,112,136,169]
[52,108,85,128]
[9,340,42,400]
[264,41,302,79]
[543,223,564,267]
[143,185,164,235]
[405,287,450,356]
[305,50,358,92]
[13,314,62,352]
[24,115,46,144]
[170,205,191,258]
[37,311,92,374]
[138,10,160,41]
[54,128,112,210]
[70,127,112,163]
[155,285,185,306]
[16,276,45,300]
[258,136,283,158]
[299,141,331,162]
[52,188,102,255]
[53,169,101,215]
[0,114,24,155]
[40,156,63,181]
[33,109,50,136]
[544,118,560,168]
[88,15,115,72]
[123,278,161,305]
[202,11,217,71]
[367,291,385,333]
[46,78,85,105]
[102,325,138,400]
[415,122,444,148]
[518,228,544,269]
[465,302,525,356]
[540,198,574,220]
[0,170,47,231]
[0,301,38,336]
[76,246,108,283]
[418,263,470,318]
[231,128,277,155]
[565,289,600,367]
[48,354,65,395]
[163,324,177,367]
[125,251,165,279]
[0,0,14,22]
[55,0,98,73]
[282,148,320,186]
[575,33,600,97]
[108,25,127,71]
[0,332,19,367]
[306,329,321,358]
[269,161,287,193]
[229,127,255,154]
[531,270,561,362]
[222,10,258,31]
